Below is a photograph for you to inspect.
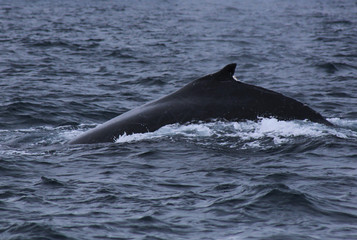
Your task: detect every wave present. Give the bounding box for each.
[0,222,73,240]
[315,62,357,73]
[208,182,357,228]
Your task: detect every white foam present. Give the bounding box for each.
[115,123,213,143]
[60,129,86,141]
[0,149,46,156]
[52,117,356,149]
[328,117,357,129]
[115,131,160,143]
[113,117,355,148]
[238,118,335,143]
[59,124,97,141]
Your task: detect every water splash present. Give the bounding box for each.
[113,118,355,149]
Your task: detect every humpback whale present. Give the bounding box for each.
[69,63,331,144]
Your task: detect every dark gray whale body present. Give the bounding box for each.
[69,64,331,144]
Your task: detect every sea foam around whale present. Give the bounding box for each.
[112,118,355,149]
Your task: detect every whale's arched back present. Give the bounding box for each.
[69,64,331,144]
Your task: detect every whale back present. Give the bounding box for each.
[69,64,331,144]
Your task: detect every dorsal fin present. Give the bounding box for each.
[192,63,237,84]
[220,63,236,77]
[213,63,237,81]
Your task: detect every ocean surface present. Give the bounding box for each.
[1,0,357,239]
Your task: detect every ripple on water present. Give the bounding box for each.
[1,222,74,240]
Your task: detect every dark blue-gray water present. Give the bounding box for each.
[1,0,357,239]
